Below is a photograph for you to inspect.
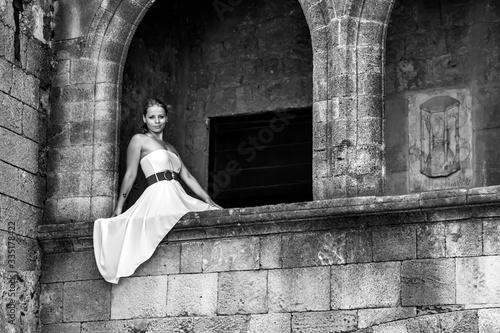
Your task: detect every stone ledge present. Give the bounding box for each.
[37,186,500,253]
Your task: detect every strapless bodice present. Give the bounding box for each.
[140,149,181,178]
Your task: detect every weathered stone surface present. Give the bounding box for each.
[445,222,482,257]
[111,276,168,319]
[401,259,455,306]
[0,195,40,238]
[193,315,249,333]
[483,219,500,255]
[218,270,267,315]
[166,273,217,317]
[457,256,500,304]
[248,313,291,333]
[438,311,478,333]
[202,238,259,272]
[81,320,134,333]
[269,267,330,312]
[41,323,81,333]
[40,283,63,324]
[373,225,416,261]
[63,279,111,322]
[331,262,400,309]
[345,228,373,263]
[282,231,346,267]
[478,308,500,333]
[41,251,100,283]
[134,243,180,276]
[134,317,194,333]
[291,310,357,333]
[417,223,446,259]
[260,235,282,269]
[181,241,203,273]
[358,307,416,328]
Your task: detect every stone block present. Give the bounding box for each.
[0,195,40,238]
[18,170,46,207]
[166,273,218,316]
[91,170,116,197]
[134,318,194,333]
[63,280,111,322]
[90,196,114,221]
[358,307,416,328]
[41,323,81,333]
[417,223,446,259]
[193,315,249,333]
[46,197,91,223]
[41,251,100,283]
[0,58,12,94]
[401,259,455,306]
[0,233,40,271]
[269,267,330,312]
[93,143,117,171]
[479,308,500,333]
[373,225,416,261]
[457,256,500,305]
[0,127,39,174]
[70,58,97,85]
[282,231,346,268]
[47,146,93,172]
[96,61,121,83]
[0,160,20,200]
[111,276,168,319]
[248,313,291,333]
[445,221,482,257]
[134,243,180,276]
[81,320,134,333]
[47,171,92,199]
[331,262,400,309]
[40,283,63,324]
[11,67,39,108]
[94,120,117,144]
[291,310,357,333]
[94,100,118,121]
[181,241,203,273]
[202,238,259,272]
[0,91,23,133]
[483,220,500,255]
[345,227,373,263]
[23,105,46,144]
[218,270,267,315]
[69,121,92,145]
[438,311,478,332]
[95,82,119,102]
[260,235,281,269]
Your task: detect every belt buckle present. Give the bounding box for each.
[164,170,174,181]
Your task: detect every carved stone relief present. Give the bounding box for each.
[408,89,472,192]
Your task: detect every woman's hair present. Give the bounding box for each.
[142,98,173,133]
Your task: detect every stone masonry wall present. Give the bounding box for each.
[38,186,500,332]
[385,0,500,194]
[0,0,53,332]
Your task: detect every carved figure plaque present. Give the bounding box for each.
[408,89,472,192]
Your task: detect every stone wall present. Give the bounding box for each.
[38,186,500,332]
[385,0,500,194]
[0,0,53,332]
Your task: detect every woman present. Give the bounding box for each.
[94,98,221,284]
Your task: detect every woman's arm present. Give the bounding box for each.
[177,158,222,209]
[112,135,142,216]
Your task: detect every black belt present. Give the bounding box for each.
[146,170,180,187]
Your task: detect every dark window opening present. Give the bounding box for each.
[13,0,23,63]
[208,108,313,208]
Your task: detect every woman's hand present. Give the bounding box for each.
[205,197,223,209]
[111,207,122,217]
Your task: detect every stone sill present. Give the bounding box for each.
[38,186,500,253]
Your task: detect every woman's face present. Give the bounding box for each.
[143,105,167,134]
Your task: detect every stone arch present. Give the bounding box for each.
[46,0,332,223]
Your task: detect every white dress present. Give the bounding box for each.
[93,149,219,284]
